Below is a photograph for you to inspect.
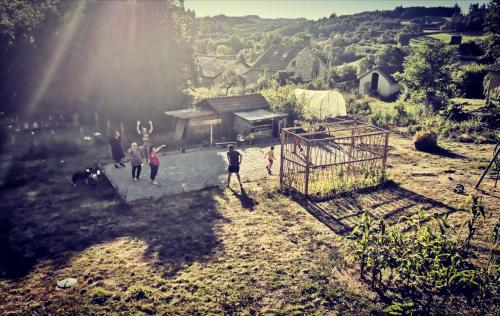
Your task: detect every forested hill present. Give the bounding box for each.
[193,4,486,65]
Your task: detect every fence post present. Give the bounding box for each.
[304,140,311,196]
[106,120,111,137]
[94,112,99,130]
[381,132,389,180]
[120,122,125,141]
[279,129,285,188]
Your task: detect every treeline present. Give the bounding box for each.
[0,0,196,122]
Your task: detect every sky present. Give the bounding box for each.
[184,0,490,19]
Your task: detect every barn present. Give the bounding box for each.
[358,66,403,99]
[164,94,287,143]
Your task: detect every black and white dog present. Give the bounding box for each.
[71,167,103,187]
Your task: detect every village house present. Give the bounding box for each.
[164,94,287,143]
[196,55,251,86]
[252,36,327,82]
[358,65,403,99]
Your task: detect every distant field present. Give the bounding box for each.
[410,32,486,48]
[427,32,486,43]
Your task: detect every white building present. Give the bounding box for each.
[358,66,403,99]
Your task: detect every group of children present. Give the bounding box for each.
[109,121,165,185]
[109,120,277,187]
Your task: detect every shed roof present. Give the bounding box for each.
[196,55,241,78]
[488,63,500,72]
[199,94,270,113]
[234,109,287,122]
[164,107,214,119]
[359,65,403,84]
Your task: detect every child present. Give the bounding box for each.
[149,144,166,185]
[136,120,153,163]
[128,142,143,181]
[227,145,243,188]
[109,130,125,168]
[264,146,276,175]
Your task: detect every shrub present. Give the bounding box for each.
[369,109,393,127]
[453,63,488,99]
[346,95,371,116]
[345,195,499,314]
[414,131,438,151]
[90,287,113,305]
[127,285,154,300]
[20,137,83,161]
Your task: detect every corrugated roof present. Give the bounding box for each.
[359,65,403,84]
[234,109,287,122]
[488,63,500,72]
[199,94,270,113]
[253,44,304,72]
[164,107,214,119]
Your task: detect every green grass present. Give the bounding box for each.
[427,32,486,43]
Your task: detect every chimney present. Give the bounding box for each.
[302,35,311,48]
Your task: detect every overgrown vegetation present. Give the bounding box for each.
[345,195,499,314]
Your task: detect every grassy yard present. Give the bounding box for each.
[0,133,498,315]
[427,32,486,43]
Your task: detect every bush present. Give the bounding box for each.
[345,195,499,314]
[369,109,393,127]
[346,95,372,116]
[414,131,438,151]
[90,287,113,305]
[20,137,83,161]
[453,63,487,99]
[127,285,154,300]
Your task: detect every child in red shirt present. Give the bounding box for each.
[150,144,166,185]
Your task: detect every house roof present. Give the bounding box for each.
[196,55,244,78]
[359,65,403,84]
[234,109,287,122]
[252,44,305,72]
[164,107,215,119]
[198,94,270,113]
[488,63,500,72]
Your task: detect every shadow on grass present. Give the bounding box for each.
[296,181,457,236]
[228,187,259,210]
[0,167,226,279]
[417,145,466,159]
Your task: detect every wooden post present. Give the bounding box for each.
[120,122,125,141]
[210,124,213,145]
[381,132,389,180]
[475,146,500,190]
[106,120,111,137]
[304,140,311,196]
[279,129,285,188]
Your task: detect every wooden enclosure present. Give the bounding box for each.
[279,118,390,197]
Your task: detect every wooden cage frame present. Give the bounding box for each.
[279,118,390,197]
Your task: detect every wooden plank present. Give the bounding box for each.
[304,142,311,196]
[190,118,222,126]
[309,156,382,169]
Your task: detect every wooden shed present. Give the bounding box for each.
[164,94,288,143]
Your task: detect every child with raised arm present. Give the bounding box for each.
[264,146,276,175]
[136,120,154,163]
[149,144,166,185]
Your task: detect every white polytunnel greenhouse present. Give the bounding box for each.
[293,89,347,120]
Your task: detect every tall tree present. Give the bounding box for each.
[397,41,458,108]
[0,0,196,122]
[482,0,500,62]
